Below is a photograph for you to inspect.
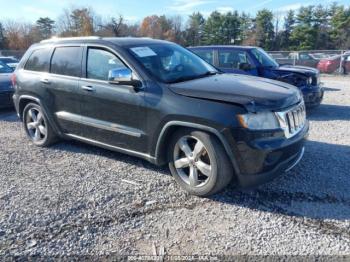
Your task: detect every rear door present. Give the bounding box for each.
[78,46,147,152]
[48,45,83,134]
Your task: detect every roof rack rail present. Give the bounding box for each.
[40,36,102,43]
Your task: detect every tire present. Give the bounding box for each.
[168,128,233,197]
[22,103,57,147]
[338,66,346,75]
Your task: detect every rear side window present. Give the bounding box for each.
[24,48,51,72]
[51,47,82,77]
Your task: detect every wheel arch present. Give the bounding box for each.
[154,121,240,175]
[18,95,62,136]
[18,95,41,120]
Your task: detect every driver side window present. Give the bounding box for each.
[218,50,253,69]
[87,48,127,81]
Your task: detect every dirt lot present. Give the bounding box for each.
[0,76,349,258]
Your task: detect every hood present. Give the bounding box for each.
[275,65,319,76]
[168,74,301,112]
[0,73,13,92]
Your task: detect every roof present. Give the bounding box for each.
[39,36,171,46]
[188,45,257,49]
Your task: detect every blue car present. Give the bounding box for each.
[0,61,14,109]
[189,46,324,108]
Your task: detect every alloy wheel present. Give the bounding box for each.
[25,108,47,142]
[173,135,212,188]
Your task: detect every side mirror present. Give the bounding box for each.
[108,68,142,89]
[239,62,252,71]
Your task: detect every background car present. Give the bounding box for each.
[0,61,14,109]
[0,56,19,70]
[317,54,350,74]
[288,52,320,68]
[189,46,324,108]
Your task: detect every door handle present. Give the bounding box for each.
[40,78,50,84]
[81,85,95,92]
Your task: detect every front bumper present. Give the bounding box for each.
[0,91,14,109]
[301,85,324,108]
[228,121,309,188]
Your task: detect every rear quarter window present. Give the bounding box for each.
[50,46,82,77]
[24,48,52,72]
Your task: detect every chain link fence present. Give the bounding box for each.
[267,50,350,75]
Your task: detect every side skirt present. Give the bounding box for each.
[64,133,157,164]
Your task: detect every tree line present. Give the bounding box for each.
[0,3,349,51]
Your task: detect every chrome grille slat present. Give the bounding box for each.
[276,102,306,138]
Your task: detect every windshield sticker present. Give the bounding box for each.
[130,47,157,57]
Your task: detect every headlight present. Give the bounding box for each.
[237,111,280,130]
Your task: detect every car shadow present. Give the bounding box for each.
[51,140,171,177]
[323,87,341,92]
[53,136,350,221]
[308,103,350,121]
[0,108,18,122]
[212,140,350,221]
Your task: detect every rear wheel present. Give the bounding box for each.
[339,66,346,75]
[168,129,233,196]
[23,103,57,147]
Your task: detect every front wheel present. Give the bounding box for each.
[168,129,233,196]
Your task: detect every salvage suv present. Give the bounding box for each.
[13,37,308,196]
[189,46,324,108]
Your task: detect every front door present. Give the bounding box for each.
[217,49,258,75]
[78,46,147,153]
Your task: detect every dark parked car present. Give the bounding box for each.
[0,61,14,108]
[13,37,308,196]
[292,52,320,68]
[189,46,324,108]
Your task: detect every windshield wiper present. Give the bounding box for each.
[169,71,218,84]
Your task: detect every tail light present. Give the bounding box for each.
[11,73,16,88]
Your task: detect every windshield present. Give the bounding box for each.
[251,48,279,68]
[128,44,218,83]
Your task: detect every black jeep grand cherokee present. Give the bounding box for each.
[13,37,308,196]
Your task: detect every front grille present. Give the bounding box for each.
[275,102,306,138]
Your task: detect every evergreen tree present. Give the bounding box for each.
[0,22,6,49]
[202,11,224,45]
[36,17,55,39]
[185,12,205,46]
[280,10,295,50]
[255,9,275,50]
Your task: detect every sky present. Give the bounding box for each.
[0,0,348,23]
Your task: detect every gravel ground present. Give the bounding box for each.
[0,76,349,258]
